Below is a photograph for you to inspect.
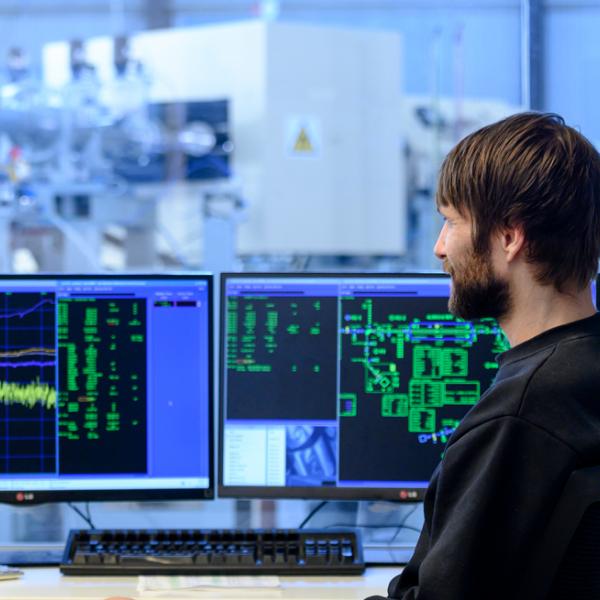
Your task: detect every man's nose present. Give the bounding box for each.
[433,223,447,260]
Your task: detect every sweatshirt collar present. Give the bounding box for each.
[497,312,600,367]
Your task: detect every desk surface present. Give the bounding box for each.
[0,566,400,599]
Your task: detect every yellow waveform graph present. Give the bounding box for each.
[0,378,56,409]
[0,347,55,358]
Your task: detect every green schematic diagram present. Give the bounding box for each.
[338,296,509,441]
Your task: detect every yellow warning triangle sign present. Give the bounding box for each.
[293,127,313,153]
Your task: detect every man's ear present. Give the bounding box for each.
[499,224,526,263]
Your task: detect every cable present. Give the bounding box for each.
[320,503,423,545]
[324,522,423,535]
[298,500,329,529]
[67,502,96,529]
[298,502,423,534]
[85,502,93,526]
[389,504,421,543]
[299,500,423,535]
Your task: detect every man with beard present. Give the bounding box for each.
[368,112,600,600]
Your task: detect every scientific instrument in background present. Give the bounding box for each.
[403,96,517,270]
[0,38,235,272]
[40,21,403,269]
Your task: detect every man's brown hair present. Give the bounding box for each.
[437,112,600,291]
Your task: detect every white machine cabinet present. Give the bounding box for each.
[44,21,405,256]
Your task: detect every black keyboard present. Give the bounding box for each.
[60,528,364,576]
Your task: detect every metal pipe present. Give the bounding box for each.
[521,0,531,109]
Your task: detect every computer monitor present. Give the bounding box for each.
[0,274,213,504]
[219,272,508,501]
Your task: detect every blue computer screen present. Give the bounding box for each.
[0,275,213,504]
[219,273,507,500]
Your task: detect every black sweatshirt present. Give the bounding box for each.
[371,313,600,600]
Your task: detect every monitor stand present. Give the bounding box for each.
[363,543,415,565]
[0,544,64,566]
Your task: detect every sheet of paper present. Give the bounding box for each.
[138,575,281,592]
[0,565,24,581]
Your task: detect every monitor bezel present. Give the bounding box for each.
[0,273,214,505]
[218,271,457,502]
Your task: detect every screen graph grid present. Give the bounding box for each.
[0,292,57,474]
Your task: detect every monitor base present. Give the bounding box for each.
[364,544,415,565]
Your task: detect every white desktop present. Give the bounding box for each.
[1,565,401,599]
